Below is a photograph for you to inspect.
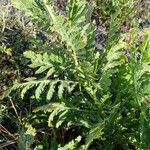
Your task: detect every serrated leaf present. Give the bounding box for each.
[47,82,55,101]
[56,119,65,128]
[46,67,55,78]
[29,62,42,68]
[85,122,104,149]
[48,103,66,127]
[35,82,46,99]
[57,136,81,150]
[107,51,123,62]
[21,84,34,99]
[68,83,76,93]
[18,132,34,150]
[58,82,64,99]
[25,124,36,136]
[56,110,68,128]
[35,66,50,74]
[43,53,50,62]
[36,54,43,62]
[105,61,122,70]
[24,77,37,81]
[33,102,64,113]
[24,51,36,60]
[79,119,90,128]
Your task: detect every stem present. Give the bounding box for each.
[44,0,56,22]
[8,96,22,124]
[132,66,141,107]
[0,124,16,140]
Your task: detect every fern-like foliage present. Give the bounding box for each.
[58,136,82,150]
[12,0,51,30]
[10,51,78,101]
[6,0,150,149]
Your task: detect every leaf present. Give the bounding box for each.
[58,136,81,150]
[58,82,64,99]
[79,119,90,128]
[33,103,64,113]
[29,62,42,68]
[35,66,50,74]
[43,52,50,62]
[85,122,104,149]
[56,110,68,128]
[47,82,56,101]
[21,84,34,99]
[24,77,37,81]
[68,83,76,93]
[25,124,36,136]
[24,50,36,60]
[46,67,55,78]
[47,103,66,127]
[141,118,150,149]
[35,82,47,99]
[18,128,35,150]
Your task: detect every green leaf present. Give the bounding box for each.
[29,62,42,68]
[24,77,37,81]
[58,136,81,150]
[58,82,64,99]
[85,122,104,149]
[46,67,55,78]
[47,82,56,101]
[21,84,34,99]
[24,50,36,60]
[35,66,50,74]
[35,82,47,99]
[47,103,66,127]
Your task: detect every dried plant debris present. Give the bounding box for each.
[95,29,107,51]
[139,18,150,29]
[0,0,11,5]
[54,0,68,15]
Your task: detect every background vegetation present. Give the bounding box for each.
[0,0,150,149]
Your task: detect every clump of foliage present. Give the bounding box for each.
[0,0,150,149]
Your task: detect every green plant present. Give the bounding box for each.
[1,0,150,149]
